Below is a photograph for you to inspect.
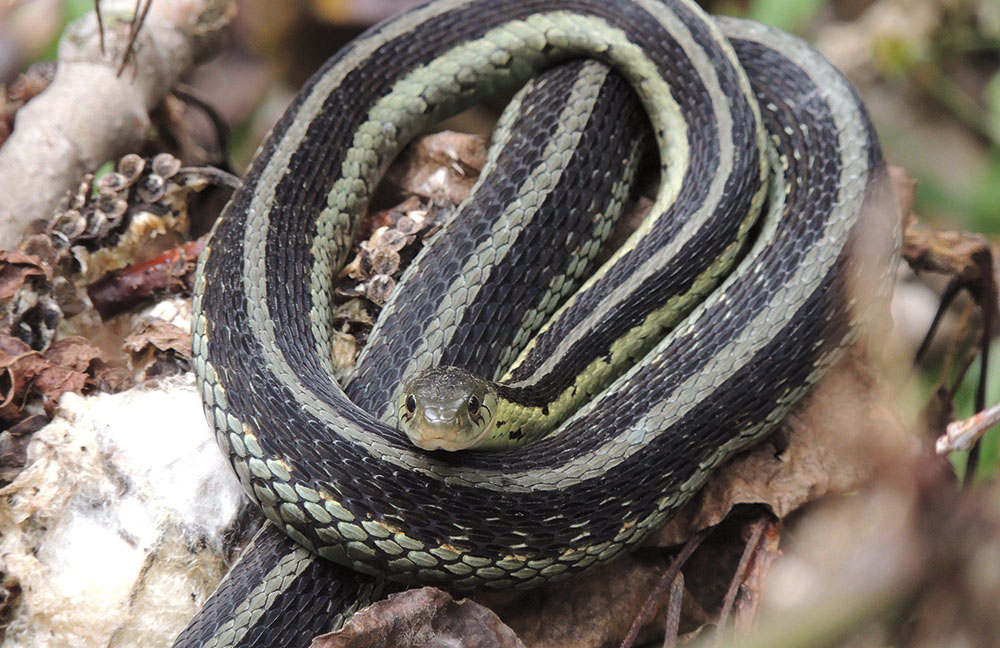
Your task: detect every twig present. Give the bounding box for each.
[175,166,242,190]
[905,225,999,481]
[95,0,106,56]
[171,84,235,167]
[715,517,769,643]
[662,571,684,648]
[619,532,705,648]
[117,0,153,77]
[913,277,961,365]
[937,400,1000,454]
[87,238,206,319]
[967,280,994,485]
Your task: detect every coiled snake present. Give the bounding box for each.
[181,0,900,646]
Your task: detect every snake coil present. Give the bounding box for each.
[184,1,900,646]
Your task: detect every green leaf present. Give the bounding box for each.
[746,0,825,33]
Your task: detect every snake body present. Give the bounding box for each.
[184,1,900,645]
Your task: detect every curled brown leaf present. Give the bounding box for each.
[0,251,51,300]
[312,587,523,648]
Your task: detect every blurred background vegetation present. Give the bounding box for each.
[2,0,999,474]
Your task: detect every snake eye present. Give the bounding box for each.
[405,394,416,414]
[467,395,480,417]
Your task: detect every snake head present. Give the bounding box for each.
[398,366,497,451]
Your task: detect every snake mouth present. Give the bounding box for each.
[402,417,492,451]
[406,430,472,452]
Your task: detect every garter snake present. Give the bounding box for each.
[183,1,900,645]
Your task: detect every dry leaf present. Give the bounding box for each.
[0,336,48,420]
[0,250,51,300]
[0,414,48,484]
[123,318,193,380]
[44,336,103,373]
[654,346,912,546]
[381,131,488,205]
[123,318,193,358]
[311,587,524,648]
[32,365,89,412]
[0,334,102,420]
[480,552,677,648]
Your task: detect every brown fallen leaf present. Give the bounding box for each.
[655,345,911,548]
[379,131,488,207]
[44,335,104,374]
[311,587,524,648]
[90,363,135,394]
[473,551,695,648]
[123,318,193,358]
[903,226,996,291]
[0,334,102,421]
[0,251,51,300]
[0,336,50,420]
[35,336,102,414]
[123,317,193,379]
[31,364,89,412]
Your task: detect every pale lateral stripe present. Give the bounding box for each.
[505,0,758,387]
[307,11,688,376]
[513,18,874,488]
[244,0,474,378]
[204,543,314,648]
[426,18,871,491]
[497,134,645,375]
[238,10,695,489]
[381,62,614,416]
[343,59,532,385]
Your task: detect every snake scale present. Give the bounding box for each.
[179,0,901,646]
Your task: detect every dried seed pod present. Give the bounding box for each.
[97,172,129,195]
[118,153,146,186]
[51,276,87,317]
[395,212,425,236]
[95,195,128,228]
[335,282,366,299]
[50,210,86,239]
[151,153,181,179]
[369,248,400,276]
[366,274,395,305]
[332,298,374,327]
[357,239,376,278]
[70,174,94,210]
[137,174,166,203]
[70,246,89,276]
[18,234,57,267]
[370,226,410,252]
[341,254,364,281]
[48,231,71,253]
[16,295,62,350]
[83,209,109,239]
